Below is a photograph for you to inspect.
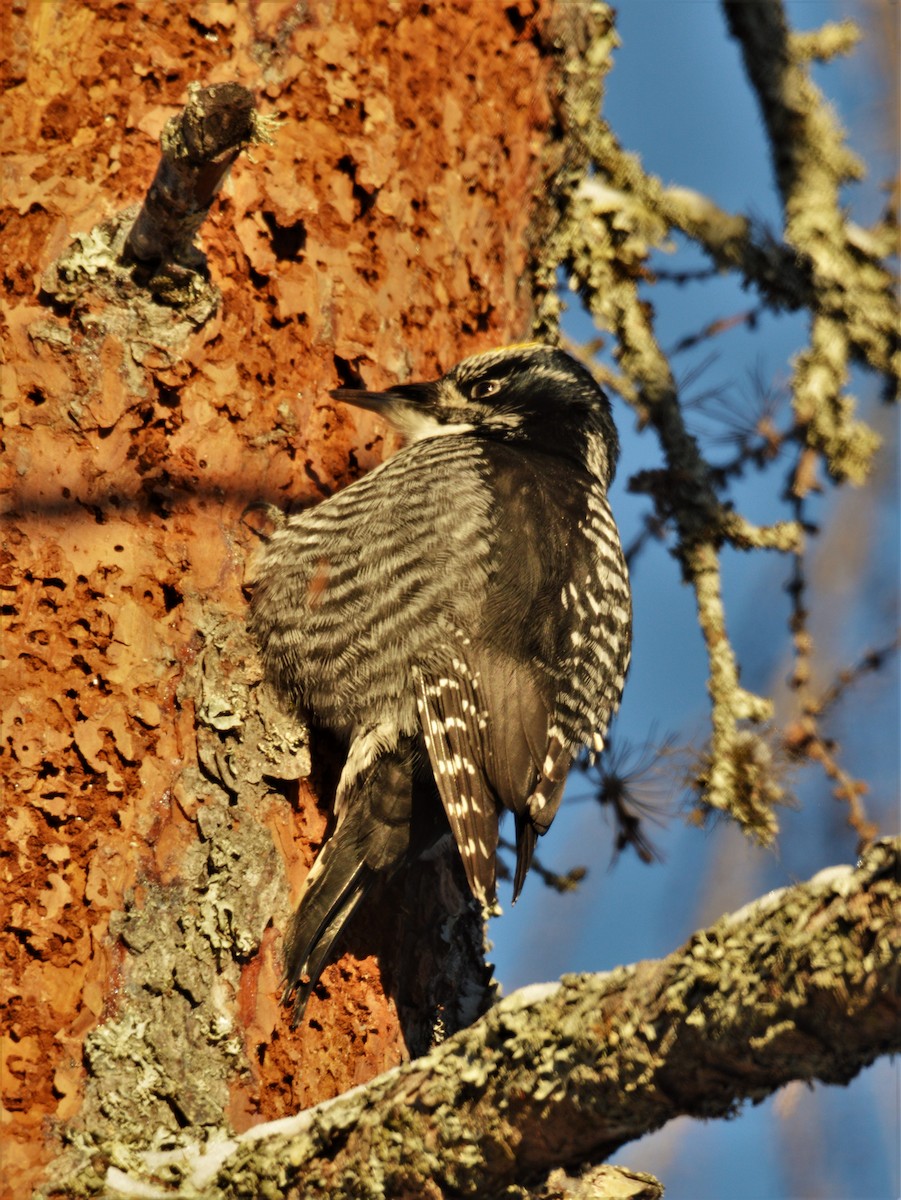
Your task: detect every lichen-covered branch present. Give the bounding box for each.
[531,1,896,838]
[548,124,797,833]
[722,0,898,466]
[93,838,900,1200]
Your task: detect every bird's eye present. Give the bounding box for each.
[470,378,502,400]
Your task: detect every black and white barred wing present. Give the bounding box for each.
[544,486,632,845]
[415,645,570,907]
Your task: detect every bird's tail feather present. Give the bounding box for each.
[283,853,374,1025]
[282,736,444,1025]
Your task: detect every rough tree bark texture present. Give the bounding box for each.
[85,839,901,1199]
[0,3,567,1195]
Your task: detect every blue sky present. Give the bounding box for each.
[489,4,900,1197]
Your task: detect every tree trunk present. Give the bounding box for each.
[1,2,576,1194]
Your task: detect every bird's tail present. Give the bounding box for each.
[283,736,445,1025]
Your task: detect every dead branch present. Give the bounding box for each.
[126,82,262,267]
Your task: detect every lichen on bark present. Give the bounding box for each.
[75,839,899,1200]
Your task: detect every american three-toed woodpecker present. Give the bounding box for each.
[249,343,632,1021]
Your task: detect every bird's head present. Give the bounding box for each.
[331,343,620,486]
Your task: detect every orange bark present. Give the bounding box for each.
[1,1,556,1193]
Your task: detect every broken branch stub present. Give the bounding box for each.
[126,82,259,267]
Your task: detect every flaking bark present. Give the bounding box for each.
[2,4,559,1193]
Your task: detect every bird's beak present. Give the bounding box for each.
[330,380,442,415]
[330,381,448,440]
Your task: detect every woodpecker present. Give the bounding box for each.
[249,343,632,1022]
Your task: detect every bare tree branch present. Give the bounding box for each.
[89,838,899,1200]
